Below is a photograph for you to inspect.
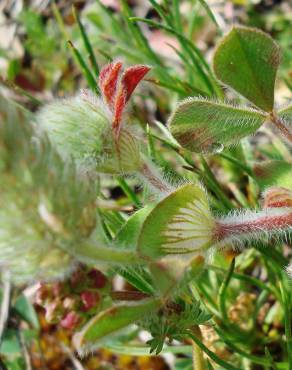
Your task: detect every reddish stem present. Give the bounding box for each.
[214,210,292,242]
[270,111,292,143]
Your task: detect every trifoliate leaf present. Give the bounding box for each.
[213,26,280,112]
[73,298,161,353]
[168,98,266,153]
[138,184,214,259]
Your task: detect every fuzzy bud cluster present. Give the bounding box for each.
[37,61,150,175]
[0,94,97,283]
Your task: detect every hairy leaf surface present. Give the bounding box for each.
[213,26,280,111]
[168,98,266,152]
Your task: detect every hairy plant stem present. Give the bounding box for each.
[270,111,292,143]
[0,275,11,346]
[192,326,206,370]
[187,331,238,370]
[214,208,292,244]
[72,243,143,265]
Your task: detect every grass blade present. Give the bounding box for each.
[73,6,99,76]
[67,41,97,91]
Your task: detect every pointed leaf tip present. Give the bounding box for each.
[99,61,123,109]
[122,65,151,103]
[213,26,281,112]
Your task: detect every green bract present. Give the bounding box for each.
[168,98,266,152]
[37,91,143,174]
[138,184,215,260]
[213,26,281,112]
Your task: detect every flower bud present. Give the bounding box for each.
[80,291,100,311]
[61,311,81,330]
[87,269,108,289]
[37,91,142,175]
[37,61,150,176]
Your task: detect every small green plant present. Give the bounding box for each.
[1,23,292,369]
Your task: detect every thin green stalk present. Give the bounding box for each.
[67,41,97,91]
[0,276,11,346]
[148,0,171,24]
[121,0,163,66]
[209,265,279,300]
[129,17,215,95]
[187,331,239,370]
[192,326,207,370]
[217,260,252,343]
[105,343,193,356]
[194,282,221,317]
[53,1,97,91]
[73,6,100,77]
[197,0,222,34]
[172,0,183,34]
[188,2,198,40]
[52,1,70,40]
[146,125,158,162]
[219,153,255,179]
[200,156,234,210]
[74,242,143,265]
[279,279,292,369]
[215,326,275,367]
[0,77,42,106]
[118,177,141,208]
[218,258,235,323]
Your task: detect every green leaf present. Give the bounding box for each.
[73,298,161,352]
[168,98,266,153]
[0,329,21,354]
[114,206,154,249]
[213,26,281,112]
[117,266,155,294]
[105,342,193,356]
[14,294,40,330]
[197,0,221,33]
[278,104,292,125]
[138,184,214,259]
[67,41,97,91]
[73,7,99,77]
[252,160,292,190]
